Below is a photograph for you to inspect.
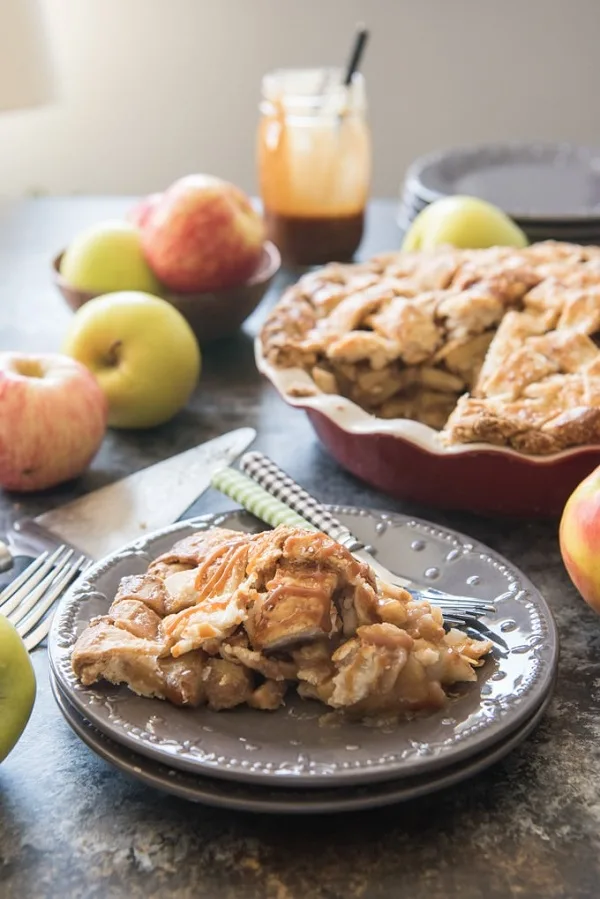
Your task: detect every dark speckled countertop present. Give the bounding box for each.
[1,199,599,899]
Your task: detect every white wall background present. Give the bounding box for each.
[1,0,599,199]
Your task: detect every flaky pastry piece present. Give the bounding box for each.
[444,299,600,453]
[72,526,492,719]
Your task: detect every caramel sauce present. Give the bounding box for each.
[258,80,370,268]
[318,540,345,559]
[261,575,334,634]
[264,209,364,267]
[194,537,251,597]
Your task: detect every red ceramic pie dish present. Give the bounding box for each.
[255,341,600,517]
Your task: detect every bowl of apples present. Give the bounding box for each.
[53,175,281,343]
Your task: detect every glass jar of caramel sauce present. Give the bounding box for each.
[257,67,371,267]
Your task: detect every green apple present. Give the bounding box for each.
[60,220,162,295]
[402,195,528,251]
[62,291,201,429]
[0,614,36,762]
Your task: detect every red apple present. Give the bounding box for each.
[140,174,265,293]
[559,465,600,614]
[0,352,108,492]
[127,192,162,230]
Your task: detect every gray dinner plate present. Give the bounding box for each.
[400,185,429,214]
[406,141,600,221]
[49,508,558,788]
[50,670,555,815]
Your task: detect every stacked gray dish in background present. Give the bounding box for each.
[399,141,600,244]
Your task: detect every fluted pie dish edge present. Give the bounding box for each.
[255,338,600,516]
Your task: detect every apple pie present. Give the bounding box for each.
[260,241,600,454]
[71,526,492,719]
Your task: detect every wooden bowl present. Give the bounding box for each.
[52,241,281,343]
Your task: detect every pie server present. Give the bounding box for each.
[5,427,256,563]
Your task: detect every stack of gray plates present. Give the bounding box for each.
[48,508,558,815]
[399,141,600,244]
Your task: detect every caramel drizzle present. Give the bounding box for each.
[168,531,350,636]
[194,537,252,600]
[263,571,336,633]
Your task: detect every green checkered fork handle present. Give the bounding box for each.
[210,466,317,532]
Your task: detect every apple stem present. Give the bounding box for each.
[13,359,44,379]
[106,340,122,367]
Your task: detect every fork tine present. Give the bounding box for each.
[440,608,487,621]
[21,558,93,652]
[431,597,497,612]
[235,454,505,618]
[0,546,70,617]
[387,572,497,610]
[429,601,496,618]
[16,555,86,637]
[407,592,496,620]
[7,549,74,625]
[406,588,497,615]
[443,615,510,652]
[22,620,51,653]
[0,551,50,605]
[444,614,467,627]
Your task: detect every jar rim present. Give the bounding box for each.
[261,67,366,112]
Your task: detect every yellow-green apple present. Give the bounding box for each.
[140,174,265,292]
[402,195,528,251]
[559,466,600,614]
[0,614,36,762]
[62,291,201,429]
[0,353,108,492]
[60,220,162,295]
[127,193,162,229]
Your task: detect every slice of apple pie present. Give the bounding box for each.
[71,526,492,719]
[260,240,600,453]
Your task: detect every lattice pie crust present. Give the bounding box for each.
[261,242,600,454]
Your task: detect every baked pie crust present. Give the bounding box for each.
[71,526,491,719]
[260,241,600,454]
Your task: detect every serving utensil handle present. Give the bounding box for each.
[213,459,500,629]
[210,467,317,532]
[239,451,365,551]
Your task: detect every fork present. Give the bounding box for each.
[209,463,502,641]
[0,545,91,651]
[239,451,499,615]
